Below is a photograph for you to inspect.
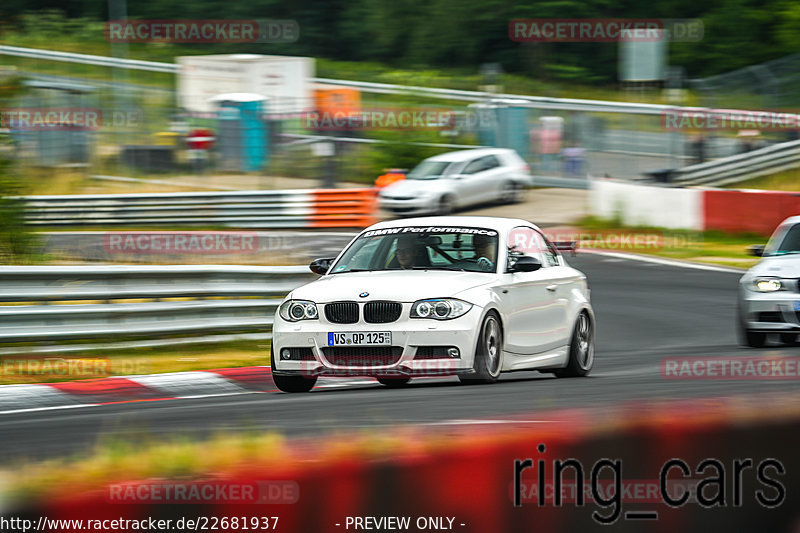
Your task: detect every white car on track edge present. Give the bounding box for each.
[271,216,594,392]
[739,215,800,347]
[378,148,532,216]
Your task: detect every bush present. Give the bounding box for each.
[0,76,39,263]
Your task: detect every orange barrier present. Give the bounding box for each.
[310,188,378,228]
[375,169,406,188]
[17,393,800,533]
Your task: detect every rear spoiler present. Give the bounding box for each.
[553,240,578,257]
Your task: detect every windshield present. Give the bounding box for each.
[764,224,800,256]
[329,227,499,273]
[406,160,459,180]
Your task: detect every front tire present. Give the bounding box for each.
[554,312,594,377]
[270,346,318,393]
[459,311,503,384]
[737,307,766,348]
[437,195,454,216]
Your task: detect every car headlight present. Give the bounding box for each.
[750,277,784,292]
[279,300,319,321]
[410,298,472,320]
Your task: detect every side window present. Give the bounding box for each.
[507,226,547,267]
[541,235,560,267]
[482,155,500,171]
[462,158,483,175]
[777,224,800,253]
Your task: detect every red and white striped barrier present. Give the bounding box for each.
[591,179,800,236]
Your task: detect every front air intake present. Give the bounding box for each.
[324,301,359,324]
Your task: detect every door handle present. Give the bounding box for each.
[546,285,557,292]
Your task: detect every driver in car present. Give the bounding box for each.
[473,234,497,271]
[395,236,421,269]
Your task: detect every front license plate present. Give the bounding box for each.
[328,331,392,346]
[794,302,800,312]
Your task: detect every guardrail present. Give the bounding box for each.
[0,265,317,343]
[20,188,378,228]
[0,45,719,116]
[669,138,800,187]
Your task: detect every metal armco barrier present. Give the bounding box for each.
[3,44,794,117]
[20,188,378,228]
[9,393,800,533]
[670,138,800,187]
[0,265,316,342]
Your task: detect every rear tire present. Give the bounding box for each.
[270,346,317,393]
[500,181,521,204]
[459,311,503,384]
[554,312,594,378]
[780,333,798,346]
[377,377,411,388]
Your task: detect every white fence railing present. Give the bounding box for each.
[0,265,317,343]
[0,44,695,116]
[19,188,378,228]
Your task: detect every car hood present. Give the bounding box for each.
[290,270,494,303]
[382,178,454,197]
[746,255,800,278]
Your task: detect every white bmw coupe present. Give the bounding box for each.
[271,216,594,392]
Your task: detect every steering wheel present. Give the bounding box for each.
[461,256,495,271]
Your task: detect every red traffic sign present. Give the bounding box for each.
[187,128,215,150]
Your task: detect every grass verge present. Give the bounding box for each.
[725,168,800,192]
[576,216,764,269]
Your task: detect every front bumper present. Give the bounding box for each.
[378,197,438,216]
[272,305,483,377]
[740,289,800,332]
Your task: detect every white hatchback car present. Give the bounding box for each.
[739,216,800,347]
[271,216,594,392]
[378,148,532,216]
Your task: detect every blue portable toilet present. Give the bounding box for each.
[211,93,269,172]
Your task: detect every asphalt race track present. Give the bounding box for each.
[1,254,795,465]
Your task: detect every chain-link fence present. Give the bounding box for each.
[2,63,791,187]
[690,53,800,111]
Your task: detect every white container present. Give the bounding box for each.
[177,54,314,116]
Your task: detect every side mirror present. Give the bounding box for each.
[310,257,335,275]
[509,255,542,273]
[747,245,765,257]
